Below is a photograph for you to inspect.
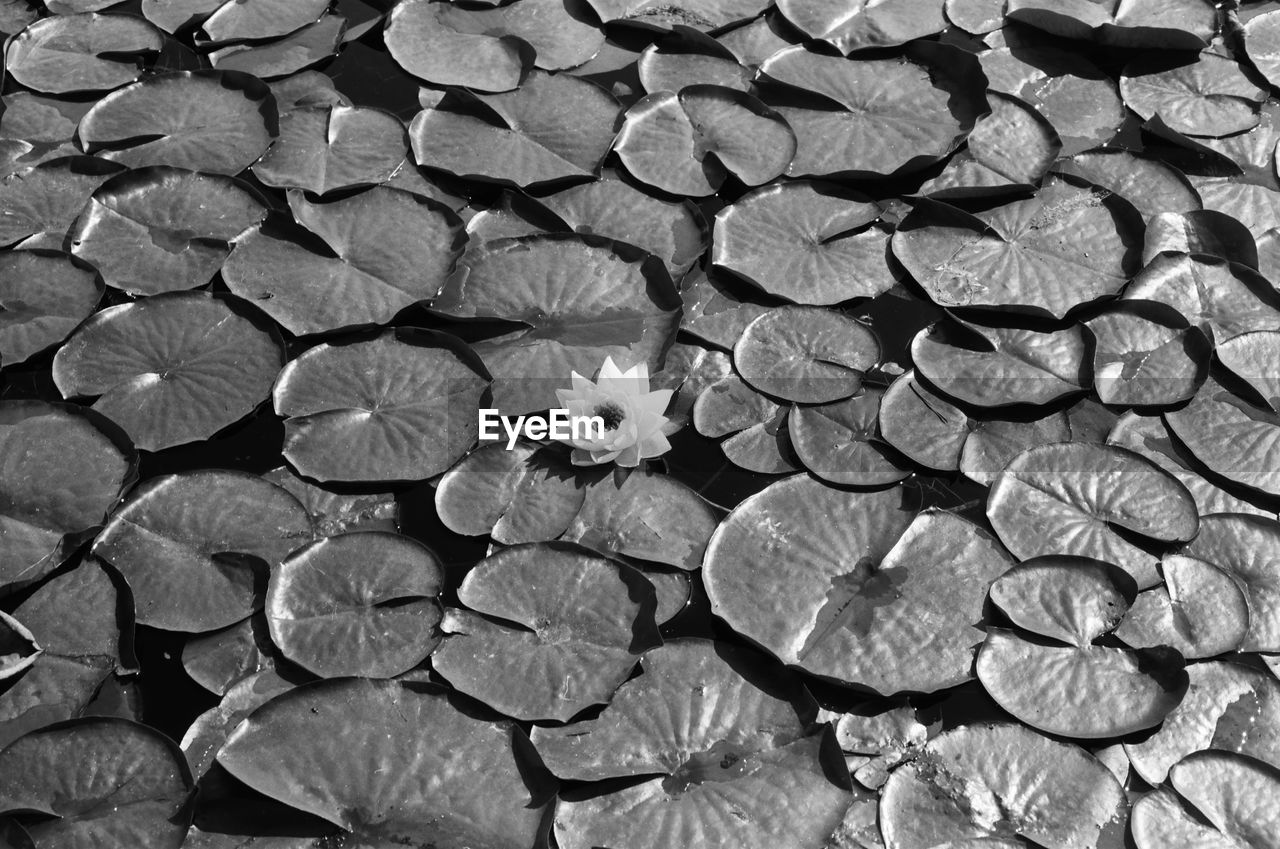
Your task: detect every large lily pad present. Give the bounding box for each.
[1165,379,1280,498]
[712,181,895,305]
[77,70,277,175]
[1122,254,1280,339]
[68,166,267,296]
[1053,149,1201,221]
[0,402,134,596]
[879,722,1127,849]
[1084,304,1209,407]
[788,389,911,487]
[208,15,346,80]
[0,251,102,365]
[776,0,945,53]
[92,469,312,632]
[893,180,1141,319]
[1133,752,1280,848]
[758,44,985,179]
[431,543,659,721]
[733,306,880,404]
[52,292,285,452]
[198,0,328,43]
[409,72,619,189]
[252,105,406,195]
[224,188,463,336]
[267,531,443,678]
[1116,554,1250,659]
[4,13,165,94]
[217,678,551,849]
[0,156,124,249]
[1121,51,1266,139]
[432,233,680,414]
[977,558,1188,738]
[615,86,795,197]
[987,442,1199,589]
[386,0,602,92]
[910,320,1088,408]
[0,718,192,849]
[1004,0,1216,50]
[1181,513,1280,652]
[531,639,851,849]
[1217,330,1280,411]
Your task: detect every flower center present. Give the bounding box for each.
[593,401,626,431]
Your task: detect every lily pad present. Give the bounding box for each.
[181,669,295,780]
[409,71,619,189]
[182,614,279,696]
[712,181,896,305]
[920,91,1061,197]
[1165,379,1280,498]
[92,469,312,632]
[1217,330,1280,411]
[0,719,192,848]
[679,269,771,351]
[1053,150,1201,221]
[562,469,718,570]
[434,442,586,545]
[1121,51,1267,139]
[892,179,1142,319]
[1004,0,1216,50]
[584,0,769,30]
[1116,554,1250,659]
[222,678,551,847]
[1181,513,1280,652]
[272,330,489,483]
[776,0,945,53]
[267,531,443,678]
[224,187,464,336]
[0,156,125,249]
[1137,752,1280,848]
[694,375,798,475]
[1084,304,1209,407]
[758,44,984,179]
[199,0,328,43]
[986,442,1199,589]
[961,413,1073,487]
[141,0,225,33]
[637,38,750,93]
[68,166,267,296]
[877,370,969,471]
[208,15,346,80]
[252,105,406,195]
[1122,254,1280,340]
[77,70,278,175]
[879,722,1127,849]
[977,558,1188,738]
[1244,11,1280,90]
[531,639,852,849]
[788,389,911,487]
[262,467,398,537]
[910,319,1088,408]
[432,543,659,721]
[0,402,134,596]
[614,85,795,197]
[4,13,165,94]
[733,306,880,404]
[0,251,102,366]
[52,292,285,452]
[432,233,680,414]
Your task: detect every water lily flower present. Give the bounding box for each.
[555,356,674,467]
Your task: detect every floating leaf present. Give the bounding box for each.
[532,639,851,849]
[879,723,1126,849]
[1165,379,1280,498]
[68,167,267,296]
[182,614,278,696]
[78,70,277,175]
[0,251,101,366]
[1053,149,1201,221]
[263,468,398,538]
[409,71,619,188]
[218,678,550,849]
[562,470,717,570]
[960,413,1073,486]
[267,532,443,678]
[224,188,463,335]
[893,179,1142,319]
[1121,52,1266,139]
[694,375,799,475]
[273,330,487,483]
[1116,554,1250,659]
[1217,330,1280,411]
[1134,752,1280,849]
[1124,659,1280,784]
[615,85,795,197]
[141,0,225,33]
[252,104,405,195]
[586,0,768,30]
[0,718,192,848]
[679,268,771,350]
[53,292,285,452]
[987,442,1198,589]
[208,15,346,80]
[712,181,895,305]
[1004,0,1216,50]
[1181,513,1280,652]
[199,0,328,43]
[93,469,312,632]
[432,543,658,721]
[734,306,879,404]
[921,91,1061,198]
[1084,304,1209,407]
[0,402,133,596]
[776,0,945,53]
[758,44,984,179]
[434,442,586,544]
[181,669,295,780]
[1245,11,1280,90]
[4,13,165,94]
[788,389,910,486]
[433,233,680,414]
[637,39,750,93]
[910,319,1088,408]
[0,156,124,249]
[945,0,1003,33]
[978,558,1187,737]
[386,0,602,92]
